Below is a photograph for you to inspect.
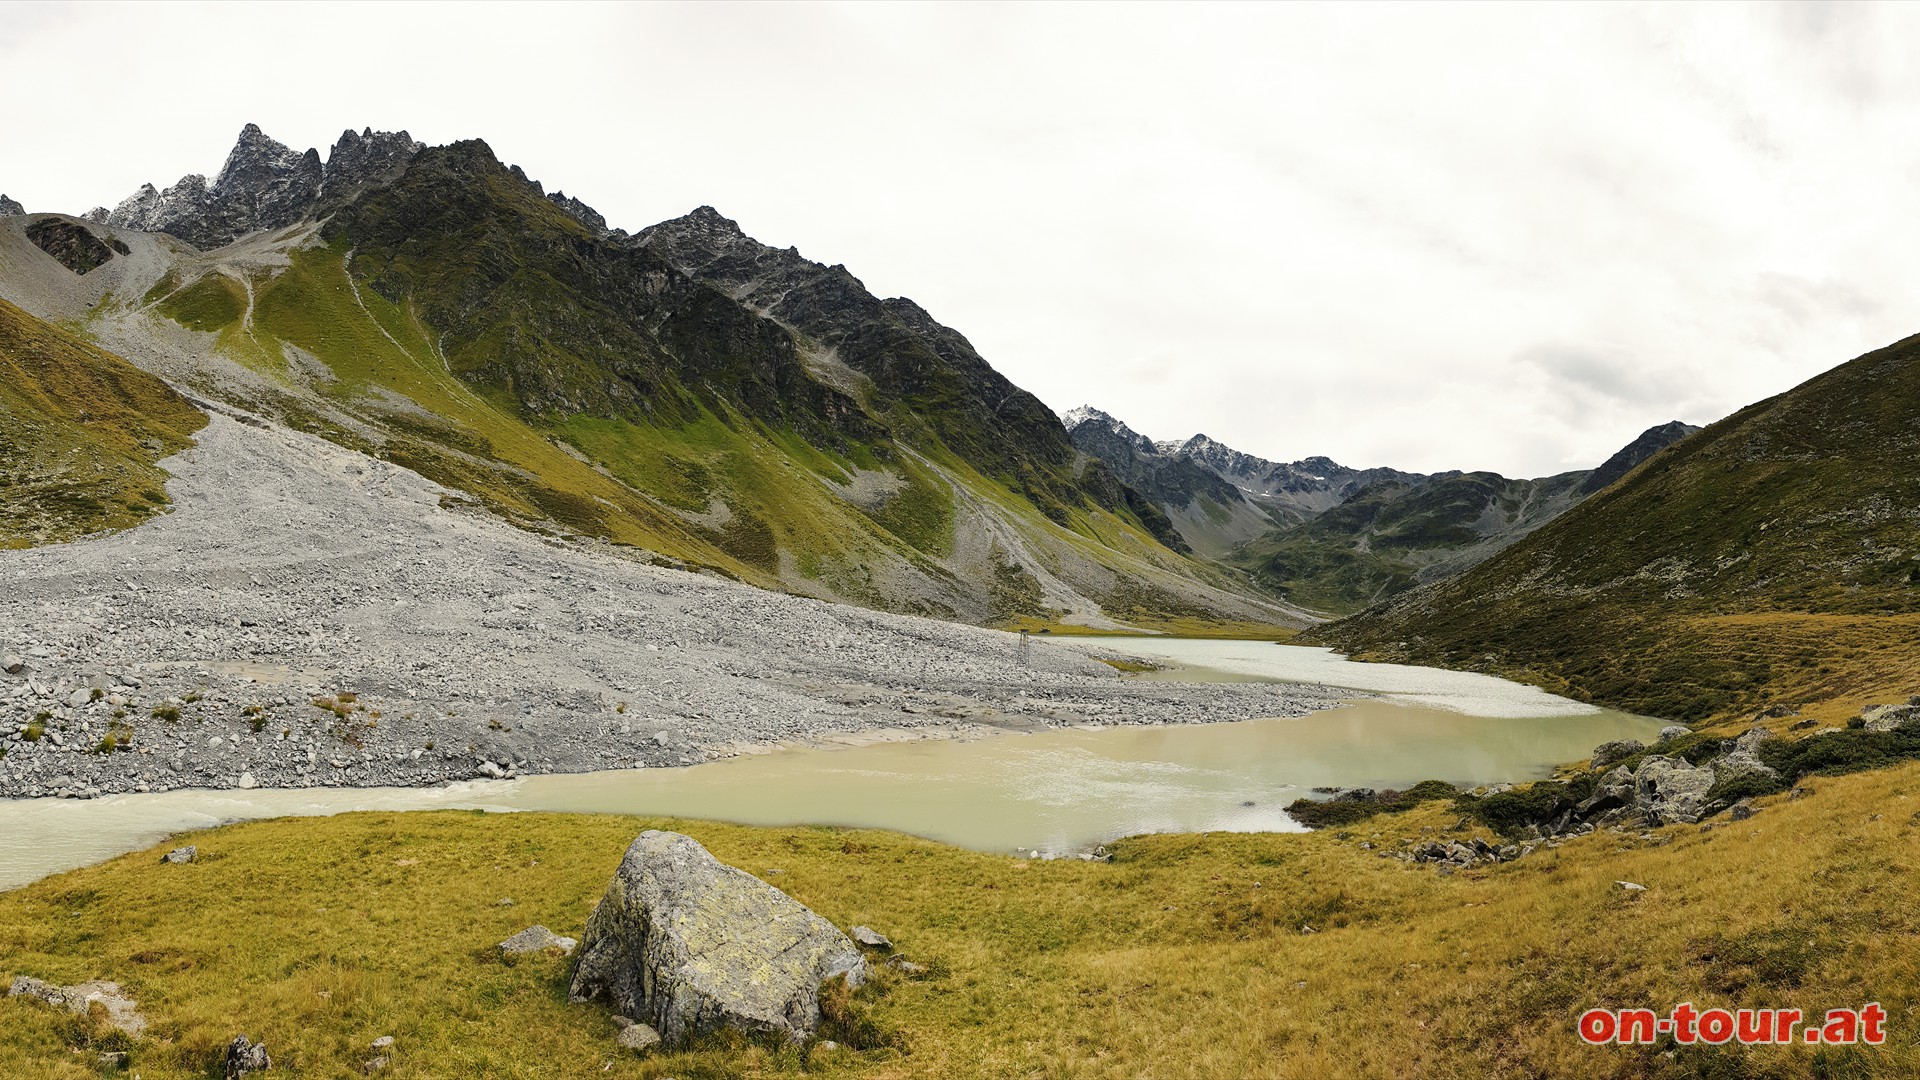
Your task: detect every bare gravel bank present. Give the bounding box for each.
[1,411,1354,799]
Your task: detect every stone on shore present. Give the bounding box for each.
[568,830,867,1048]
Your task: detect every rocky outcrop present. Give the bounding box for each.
[103,123,421,250]
[546,191,608,234]
[0,195,23,216]
[1862,701,1920,733]
[9,976,147,1036]
[1631,755,1717,825]
[24,218,128,275]
[568,831,867,1048]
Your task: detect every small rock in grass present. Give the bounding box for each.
[162,846,196,864]
[224,1034,270,1078]
[499,925,577,956]
[370,1035,395,1049]
[616,1021,661,1052]
[850,925,893,950]
[1615,881,1648,893]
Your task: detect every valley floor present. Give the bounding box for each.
[3,760,1916,1078]
[0,409,1348,800]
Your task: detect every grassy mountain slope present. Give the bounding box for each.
[1314,334,1920,722]
[0,297,205,547]
[6,774,1919,1077]
[0,141,1305,631]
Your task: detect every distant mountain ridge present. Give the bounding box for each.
[1312,333,1920,722]
[1065,405,1697,613]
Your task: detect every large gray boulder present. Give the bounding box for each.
[1862,704,1920,734]
[1632,755,1716,824]
[1589,739,1644,770]
[568,831,866,1048]
[1576,765,1636,817]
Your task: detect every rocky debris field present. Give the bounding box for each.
[1,410,1354,800]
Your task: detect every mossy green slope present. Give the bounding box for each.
[0,297,206,547]
[1314,332,1920,722]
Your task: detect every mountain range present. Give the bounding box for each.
[0,124,1307,632]
[1313,333,1920,722]
[1063,405,1696,613]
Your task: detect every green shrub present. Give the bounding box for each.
[1285,780,1458,829]
[1457,782,1577,838]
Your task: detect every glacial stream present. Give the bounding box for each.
[0,640,1664,890]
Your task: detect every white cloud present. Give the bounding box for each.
[4,1,1919,476]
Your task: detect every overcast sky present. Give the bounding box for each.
[3,2,1915,475]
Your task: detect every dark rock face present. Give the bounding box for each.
[321,127,423,197]
[1578,420,1700,495]
[24,218,127,275]
[547,191,607,234]
[1065,408,1246,513]
[637,206,1097,517]
[103,123,422,250]
[569,831,867,1048]
[325,141,877,444]
[0,195,23,216]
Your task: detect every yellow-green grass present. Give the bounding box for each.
[6,763,1917,1078]
[0,297,207,547]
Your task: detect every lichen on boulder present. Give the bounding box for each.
[568,830,866,1048]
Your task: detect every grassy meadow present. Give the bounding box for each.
[3,759,1918,1079]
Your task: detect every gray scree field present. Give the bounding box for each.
[0,407,1353,799]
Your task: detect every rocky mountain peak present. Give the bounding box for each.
[99,123,419,250]
[323,127,423,195]
[1577,419,1700,495]
[1174,432,1286,481]
[0,195,23,216]
[546,191,607,234]
[637,205,755,269]
[1061,405,1115,431]
[1064,405,1160,456]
